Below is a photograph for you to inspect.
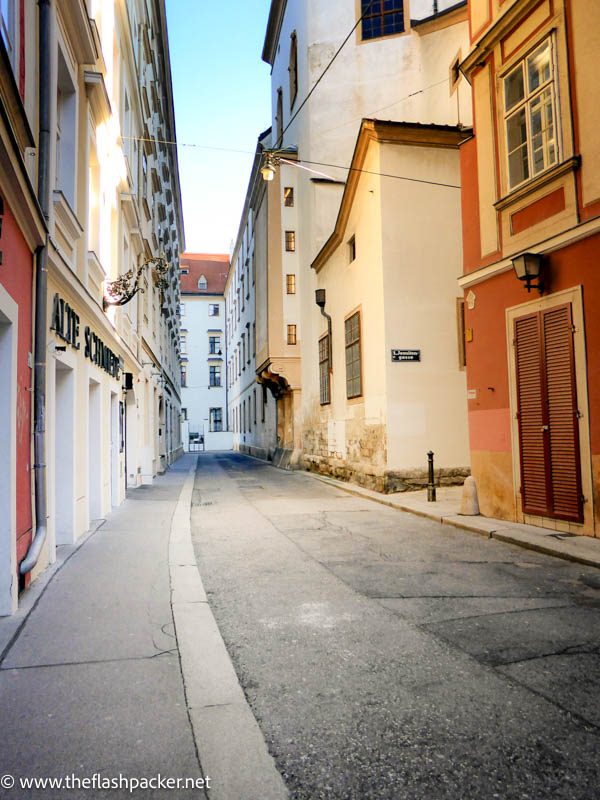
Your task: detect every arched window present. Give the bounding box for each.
[198,275,207,290]
[289,31,298,109]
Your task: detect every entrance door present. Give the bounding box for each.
[55,362,75,543]
[514,303,583,522]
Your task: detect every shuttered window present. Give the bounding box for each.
[514,304,582,522]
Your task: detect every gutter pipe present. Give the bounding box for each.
[21,0,51,575]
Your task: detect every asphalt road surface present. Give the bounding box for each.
[191,452,600,800]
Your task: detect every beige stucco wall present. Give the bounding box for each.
[304,144,387,486]
[380,141,470,474]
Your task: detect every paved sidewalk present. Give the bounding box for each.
[311,475,600,569]
[0,454,284,800]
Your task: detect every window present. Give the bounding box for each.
[262,384,266,422]
[286,274,296,294]
[209,335,221,355]
[181,267,189,275]
[209,365,221,387]
[179,302,185,316]
[345,311,362,399]
[504,38,558,190]
[56,48,77,206]
[361,0,404,41]
[181,365,187,387]
[181,407,188,421]
[209,304,220,316]
[348,235,356,263]
[242,333,246,367]
[289,31,298,109]
[285,231,296,252]
[142,150,148,201]
[252,323,256,357]
[1,0,16,66]
[284,187,294,207]
[198,275,207,290]
[180,334,187,354]
[276,87,283,145]
[253,389,257,425]
[287,324,297,345]
[243,401,246,433]
[209,407,223,432]
[319,334,331,405]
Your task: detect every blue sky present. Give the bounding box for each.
[165,0,273,255]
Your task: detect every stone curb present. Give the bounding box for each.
[309,473,600,571]
[169,457,288,800]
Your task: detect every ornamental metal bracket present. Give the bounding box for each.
[103,252,169,311]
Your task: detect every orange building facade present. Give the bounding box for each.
[459,0,600,536]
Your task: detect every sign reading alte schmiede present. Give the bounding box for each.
[50,293,122,380]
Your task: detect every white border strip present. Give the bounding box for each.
[169,457,288,800]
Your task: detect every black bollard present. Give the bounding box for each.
[427,451,436,502]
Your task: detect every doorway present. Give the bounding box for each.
[0,312,15,614]
[54,361,75,544]
[110,391,119,506]
[88,378,101,522]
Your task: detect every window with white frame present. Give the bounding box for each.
[209,304,219,316]
[209,407,223,432]
[56,47,77,207]
[209,365,221,387]
[504,38,558,190]
[198,274,207,290]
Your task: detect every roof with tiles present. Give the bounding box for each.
[180,253,230,296]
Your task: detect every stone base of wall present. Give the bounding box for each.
[239,443,273,462]
[303,455,470,494]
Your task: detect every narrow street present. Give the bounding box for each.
[192,452,600,800]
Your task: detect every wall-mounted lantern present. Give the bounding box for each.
[512,252,543,294]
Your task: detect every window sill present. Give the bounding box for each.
[494,156,580,212]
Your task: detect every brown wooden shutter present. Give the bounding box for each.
[541,304,583,522]
[514,304,583,523]
[514,312,550,516]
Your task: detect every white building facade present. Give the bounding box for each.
[226,137,278,461]
[180,254,233,452]
[0,0,184,613]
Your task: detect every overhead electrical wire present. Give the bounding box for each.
[275,0,377,148]
[119,1,464,190]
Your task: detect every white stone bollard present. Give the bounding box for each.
[459,476,480,516]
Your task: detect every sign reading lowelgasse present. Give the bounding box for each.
[50,293,122,379]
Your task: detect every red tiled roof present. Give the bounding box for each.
[180,253,230,295]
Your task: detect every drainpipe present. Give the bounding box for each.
[21,0,51,575]
[315,289,332,371]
